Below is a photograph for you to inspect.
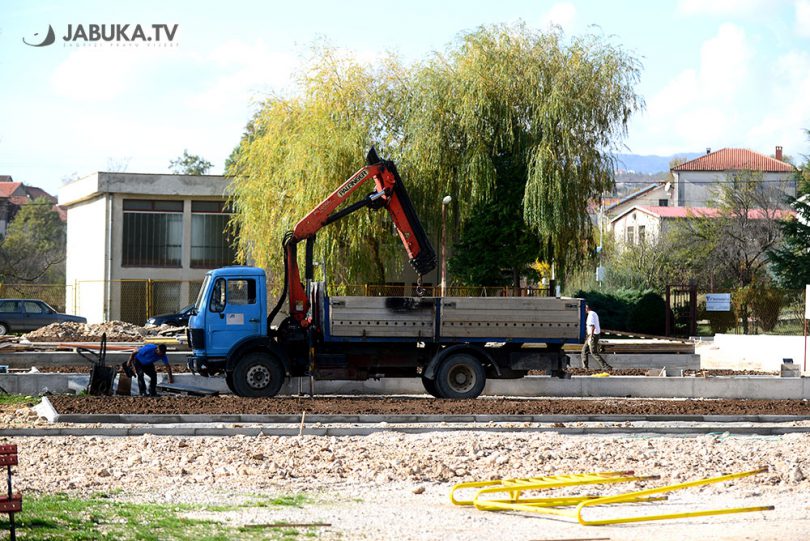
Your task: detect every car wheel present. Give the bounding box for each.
[232,352,285,398]
[225,371,236,393]
[435,353,486,399]
[0,323,8,336]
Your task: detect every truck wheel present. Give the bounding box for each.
[435,353,486,399]
[232,352,285,397]
[421,376,442,398]
[225,371,236,393]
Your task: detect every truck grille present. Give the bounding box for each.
[189,328,205,349]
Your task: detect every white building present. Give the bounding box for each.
[671,147,795,207]
[58,172,235,323]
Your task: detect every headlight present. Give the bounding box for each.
[146,318,156,325]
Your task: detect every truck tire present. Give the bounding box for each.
[232,352,285,397]
[421,376,442,398]
[435,353,486,399]
[225,371,236,393]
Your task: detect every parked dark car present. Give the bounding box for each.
[145,304,195,328]
[0,299,87,335]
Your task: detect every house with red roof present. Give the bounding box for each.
[610,205,795,248]
[606,147,797,249]
[0,175,61,236]
[671,147,795,207]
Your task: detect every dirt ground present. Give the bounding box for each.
[50,395,810,416]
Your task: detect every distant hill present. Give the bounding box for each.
[615,152,703,174]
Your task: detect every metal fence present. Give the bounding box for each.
[697,288,807,336]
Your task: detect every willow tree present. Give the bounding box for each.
[402,24,642,275]
[227,49,410,292]
[228,25,642,291]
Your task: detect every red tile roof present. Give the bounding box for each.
[636,206,795,219]
[672,148,795,173]
[0,182,23,198]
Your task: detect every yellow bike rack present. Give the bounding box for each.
[575,466,774,526]
[450,467,773,526]
[450,471,659,507]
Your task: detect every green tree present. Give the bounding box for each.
[0,198,66,283]
[228,26,642,292]
[402,24,642,276]
[448,155,545,287]
[170,150,213,175]
[769,195,810,288]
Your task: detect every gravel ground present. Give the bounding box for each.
[50,395,810,416]
[2,397,809,539]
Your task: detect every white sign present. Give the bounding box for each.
[226,313,244,325]
[806,285,810,319]
[706,293,731,312]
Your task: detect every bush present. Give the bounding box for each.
[698,302,737,334]
[627,292,666,335]
[751,286,784,332]
[573,289,666,335]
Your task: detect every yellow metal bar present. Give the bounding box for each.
[576,467,772,526]
[450,471,644,506]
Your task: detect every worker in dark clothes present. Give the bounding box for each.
[127,343,174,396]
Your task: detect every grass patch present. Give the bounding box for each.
[1,493,320,540]
[0,394,38,406]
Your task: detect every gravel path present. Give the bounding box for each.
[4,427,810,539]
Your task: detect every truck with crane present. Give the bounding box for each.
[187,149,584,399]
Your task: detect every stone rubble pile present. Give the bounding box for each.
[12,431,809,500]
[23,321,147,342]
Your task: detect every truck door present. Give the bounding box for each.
[206,277,262,357]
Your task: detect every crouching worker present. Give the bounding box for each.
[127,343,174,397]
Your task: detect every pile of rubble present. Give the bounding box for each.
[22,321,147,342]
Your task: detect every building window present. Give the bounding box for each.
[122,199,182,267]
[658,199,668,207]
[191,200,237,268]
[638,225,646,244]
[626,226,635,245]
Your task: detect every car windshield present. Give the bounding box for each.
[179,304,194,314]
[194,276,211,313]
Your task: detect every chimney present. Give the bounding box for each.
[706,147,711,155]
[775,145,783,161]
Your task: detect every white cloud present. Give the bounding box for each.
[638,24,751,153]
[796,0,810,37]
[698,24,750,98]
[186,39,298,112]
[50,48,160,101]
[540,2,576,30]
[677,0,772,17]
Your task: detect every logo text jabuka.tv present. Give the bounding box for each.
[23,24,179,47]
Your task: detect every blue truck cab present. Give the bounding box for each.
[188,266,290,395]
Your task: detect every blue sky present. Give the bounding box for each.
[1,0,808,195]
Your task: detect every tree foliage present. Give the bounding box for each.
[769,192,810,289]
[170,150,213,175]
[448,155,543,286]
[227,25,642,291]
[0,198,66,283]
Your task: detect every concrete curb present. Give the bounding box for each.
[3,424,810,437]
[3,373,809,399]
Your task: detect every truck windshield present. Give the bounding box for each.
[194,275,211,313]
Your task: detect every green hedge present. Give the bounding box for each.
[573,289,666,335]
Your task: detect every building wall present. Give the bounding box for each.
[611,210,662,247]
[60,172,232,323]
[674,171,795,207]
[64,195,109,322]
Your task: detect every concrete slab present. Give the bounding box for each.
[0,351,188,368]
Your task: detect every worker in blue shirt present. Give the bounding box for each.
[126,343,174,396]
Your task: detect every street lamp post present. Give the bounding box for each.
[441,195,452,297]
